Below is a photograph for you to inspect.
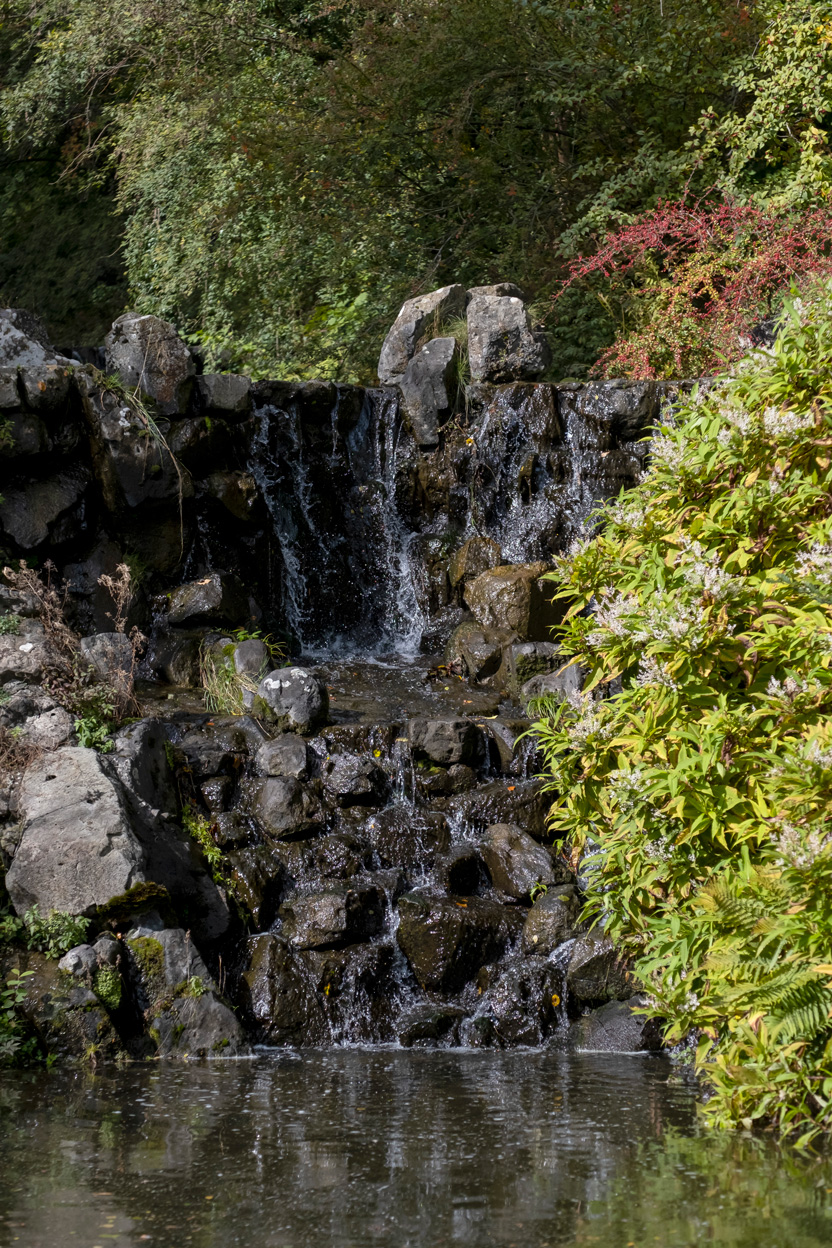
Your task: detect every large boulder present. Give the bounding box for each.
[253,667,329,733]
[479,823,558,900]
[5,747,145,917]
[104,312,195,416]
[398,336,458,448]
[364,807,451,869]
[466,282,525,303]
[321,751,388,807]
[79,631,134,690]
[167,572,249,627]
[472,954,563,1047]
[377,284,465,384]
[254,734,308,779]
[444,621,512,683]
[0,309,72,410]
[396,891,523,992]
[466,294,551,383]
[464,561,560,641]
[248,776,324,839]
[0,468,91,551]
[0,621,53,685]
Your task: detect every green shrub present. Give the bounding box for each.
[19,906,90,958]
[531,281,832,1144]
[93,967,123,1011]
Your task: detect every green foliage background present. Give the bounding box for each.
[2,1,831,376]
[531,283,832,1142]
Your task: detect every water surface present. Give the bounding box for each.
[1,1051,830,1248]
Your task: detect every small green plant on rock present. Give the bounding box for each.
[93,967,123,1012]
[20,906,90,958]
[0,969,35,1066]
[0,613,20,635]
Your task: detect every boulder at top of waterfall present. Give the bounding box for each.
[399,336,458,448]
[0,308,72,409]
[464,562,561,641]
[480,823,558,901]
[467,294,551,383]
[167,572,249,627]
[465,282,526,303]
[569,997,664,1053]
[253,667,330,734]
[5,746,146,917]
[104,312,195,416]
[396,891,524,992]
[196,372,251,415]
[407,718,486,767]
[521,884,581,955]
[377,284,465,385]
[448,536,503,590]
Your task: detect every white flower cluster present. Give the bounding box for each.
[678,539,741,602]
[588,589,717,652]
[796,542,832,588]
[772,821,829,870]
[636,655,680,691]
[807,741,832,769]
[564,689,612,752]
[761,406,814,437]
[606,500,648,533]
[715,399,753,438]
[766,675,823,702]
[607,767,646,813]
[681,990,701,1014]
[651,434,689,473]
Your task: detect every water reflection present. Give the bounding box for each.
[0,1051,830,1248]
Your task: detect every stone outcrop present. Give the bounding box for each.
[398,336,458,448]
[464,562,561,640]
[467,294,551,383]
[377,284,465,384]
[104,312,195,416]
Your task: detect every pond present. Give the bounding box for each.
[1,1051,830,1248]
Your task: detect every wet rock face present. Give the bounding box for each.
[480,824,558,900]
[279,884,385,949]
[104,312,195,416]
[249,775,324,838]
[521,885,581,955]
[407,719,486,767]
[399,336,458,448]
[396,892,524,992]
[569,997,664,1053]
[167,573,249,627]
[464,562,561,641]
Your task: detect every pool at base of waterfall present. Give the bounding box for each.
[1,1051,830,1248]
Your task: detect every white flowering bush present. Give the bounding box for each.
[532,285,832,1143]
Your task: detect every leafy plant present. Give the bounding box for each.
[0,613,20,635]
[74,712,114,753]
[531,279,832,1142]
[20,906,90,958]
[93,967,123,1011]
[0,969,35,1066]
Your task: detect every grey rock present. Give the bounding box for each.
[23,705,75,751]
[407,718,485,767]
[279,884,385,949]
[521,884,580,954]
[480,823,557,900]
[93,934,121,967]
[399,336,458,448]
[398,1005,466,1048]
[196,372,251,414]
[467,294,550,383]
[0,410,50,459]
[104,312,195,416]
[522,664,585,704]
[150,635,202,686]
[567,931,632,1004]
[0,468,89,549]
[202,470,259,521]
[6,747,145,917]
[58,944,99,978]
[448,536,503,590]
[465,283,526,303]
[377,284,465,384]
[473,955,563,1046]
[569,997,664,1053]
[498,641,560,691]
[168,573,249,627]
[396,891,524,992]
[0,309,72,409]
[255,734,308,779]
[464,561,560,641]
[249,776,324,839]
[233,638,268,682]
[253,666,329,734]
[364,807,451,869]
[447,778,550,840]
[0,623,52,685]
[79,632,134,688]
[0,370,20,407]
[444,621,511,682]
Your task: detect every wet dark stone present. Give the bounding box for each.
[248,776,324,840]
[364,807,451,869]
[200,776,234,813]
[569,996,664,1053]
[240,933,329,1045]
[311,832,373,880]
[567,932,632,1004]
[480,823,558,901]
[521,884,581,955]
[279,883,386,949]
[212,812,252,849]
[255,734,309,779]
[226,844,286,928]
[321,751,389,807]
[178,721,258,779]
[447,778,549,840]
[407,719,486,767]
[168,572,250,627]
[473,954,564,1047]
[398,1004,466,1048]
[300,943,399,1043]
[396,891,523,992]
[434,845,492,896]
